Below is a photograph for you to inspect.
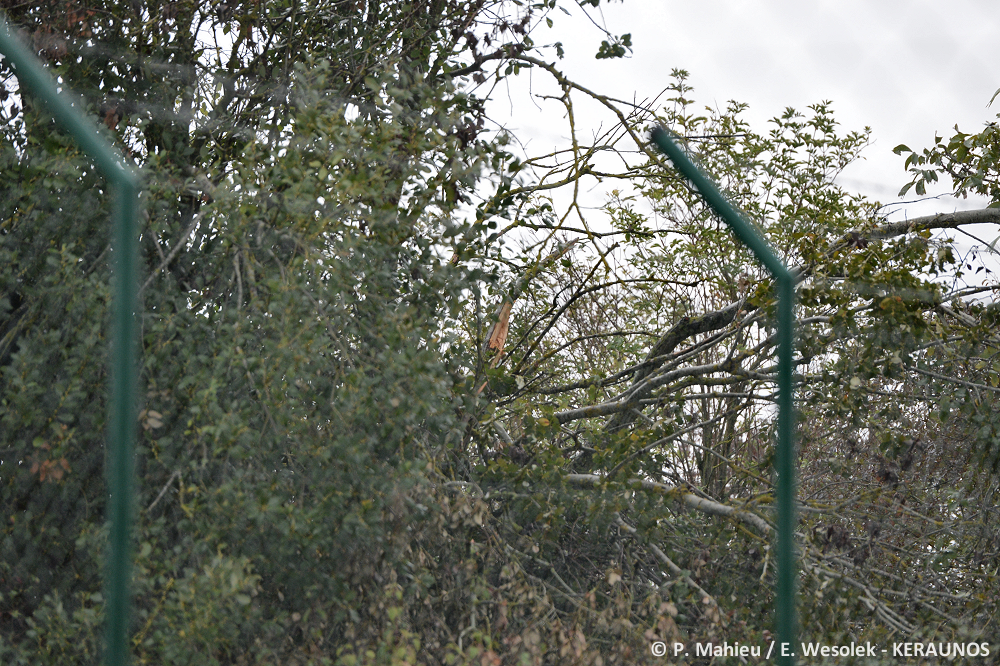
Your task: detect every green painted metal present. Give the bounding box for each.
[0,14,798,663]
[651,126,798,665]
[0,15,140,666]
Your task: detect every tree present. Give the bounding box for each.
[453,67,1000,658]
[0,1,530,663]
[2,2,999,664]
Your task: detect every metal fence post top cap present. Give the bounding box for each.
[650,125,675,140]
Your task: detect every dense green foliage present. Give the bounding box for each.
[2,2,999,664]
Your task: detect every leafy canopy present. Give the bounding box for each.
[2,3,1000,665]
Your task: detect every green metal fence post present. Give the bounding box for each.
[0,15,140,666]
[650,126,798,665]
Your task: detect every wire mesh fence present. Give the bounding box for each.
[2,2,999,665]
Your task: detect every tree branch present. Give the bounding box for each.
[857,208,1000,241]
[565,473,771,535]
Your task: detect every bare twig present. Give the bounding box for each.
[146,469,182,514]
[140,214,201,295]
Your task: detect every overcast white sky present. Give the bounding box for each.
[492,0,1000,226]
